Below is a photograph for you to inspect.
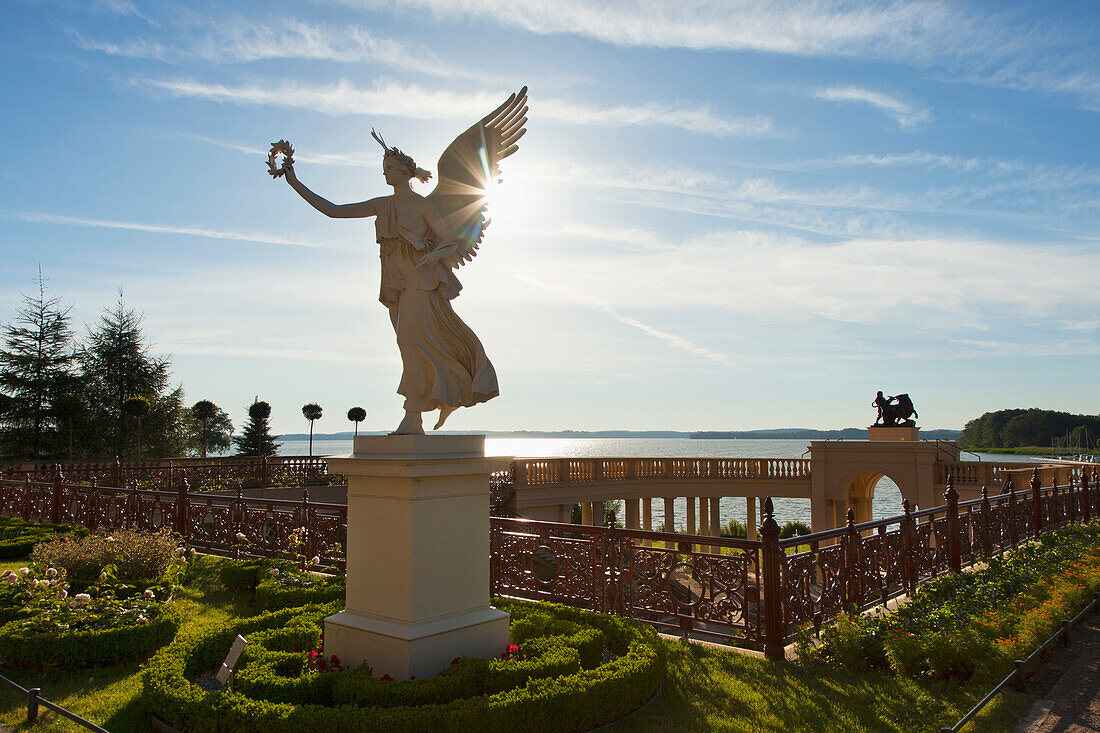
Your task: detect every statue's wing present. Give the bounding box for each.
[426,86,527,268]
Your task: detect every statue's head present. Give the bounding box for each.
[372,129,431,185]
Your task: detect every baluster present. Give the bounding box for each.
[21,475,32,521]
[1082,472,1093,523]
[51,465,64,524]
[1050,476,1059,529]
[1068,474,1078,525]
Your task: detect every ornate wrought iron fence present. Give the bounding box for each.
[0,456,341,492]
[3,465,1098,658]
[0,474,347,571]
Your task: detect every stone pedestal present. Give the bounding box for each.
[868,426,920,441]
[324,434,511,680]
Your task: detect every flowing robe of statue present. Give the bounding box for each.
[374,197,498,417]
[273,87,527,434]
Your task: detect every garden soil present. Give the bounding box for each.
[1016,615,1100,732]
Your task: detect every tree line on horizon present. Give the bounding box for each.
[0,278,368,461]
[958,408,1100,451]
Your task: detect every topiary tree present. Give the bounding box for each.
[347,406,366,437]
[122,395,151,459]
[191,400,218,459]
[53,393,83,462]
[233,399,280,457]
[302,403,323,456]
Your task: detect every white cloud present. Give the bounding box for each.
[515,273,738,367]
[134,76,777,138]
[69,20,496,82]
[8,211,347,251]
[348,0,1100,110]
[813,86,931,127]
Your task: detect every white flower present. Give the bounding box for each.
[16,567,29,576]
[143,589,155,599]
[235,532,247,541]
[98,572,107,582]
[136,615,147,624]
[46,568,57,578]
[311,556,321,566]
[56,590,67,601]
[61,582,69,590]
[31,579,40,588]
[105,536,116,543]
[74,593,91,603]
[269,568,279,577]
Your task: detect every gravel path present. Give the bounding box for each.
[1016,616,1100,732]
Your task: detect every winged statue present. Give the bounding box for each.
[274,87,528,434]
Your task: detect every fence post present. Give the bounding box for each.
[113,457,121,489]
[1083,472,1092,523]
[1068,475,1078,525]
[26,687,39,724]
[1050,476,1060,528]
[901,499,916,596]
[844,507,860,607]
[261,457,269,489]
[1007,480,1019,548]
[176,478,190,537]
[760,497,784,661]
[945,482,961,573]
[1093,470,1100,519]
[980,486,992,558]
[51,465,64,524]
[1031,468,1043,539]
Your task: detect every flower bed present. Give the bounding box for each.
[143,599,666,733]
[0,564,184,668]
[803,523,1100,681]
[0,517,87,559]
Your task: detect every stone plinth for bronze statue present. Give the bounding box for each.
[324,435,511,680]
[868,426,920,441]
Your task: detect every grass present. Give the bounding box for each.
[0,555,1035,733]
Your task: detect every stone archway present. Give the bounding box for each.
[809,438,938,532]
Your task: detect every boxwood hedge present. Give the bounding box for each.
[143,599,665,732]
[217,559,345,610]
[0,602,183,669]
[0,517,87,559]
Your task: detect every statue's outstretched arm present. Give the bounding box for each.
[285,164,381,219]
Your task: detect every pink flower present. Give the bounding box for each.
[56,590,67,600]
[68,600,78,608]
[143,589,155,599]
[16,567,29,576]
[74,593,91,603]
[269,568,279,576]
[46,568,57,578]
[98,572,107,582]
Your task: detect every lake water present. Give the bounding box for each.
[274,437,1038,531]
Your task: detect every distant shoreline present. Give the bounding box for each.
[273,427,962,441]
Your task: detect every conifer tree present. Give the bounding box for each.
[0,276,78,458]
[79,295,172,457]
[234,399,280,456]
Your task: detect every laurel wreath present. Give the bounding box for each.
[267,140,295,178]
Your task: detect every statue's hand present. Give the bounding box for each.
[282,161,296,181]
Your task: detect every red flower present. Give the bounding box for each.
[380,674,393,681]
[451,657,462,666]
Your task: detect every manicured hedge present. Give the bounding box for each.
[217,559,345,610]
[143,599,665,733]
[0,602,183,669]
[256,575,344,611]
[0,516,87,559]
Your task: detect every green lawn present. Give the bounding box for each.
[0,555,1033,733]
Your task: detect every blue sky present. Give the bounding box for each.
[2,0,1098,436]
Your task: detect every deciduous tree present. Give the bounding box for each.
[302,403,322,456]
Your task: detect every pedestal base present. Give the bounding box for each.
[325,606,510,680]
[868,426,920,441]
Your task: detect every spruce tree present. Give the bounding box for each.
[234,399,280,456]
[0,276,78,458]
[79,295,172,457]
